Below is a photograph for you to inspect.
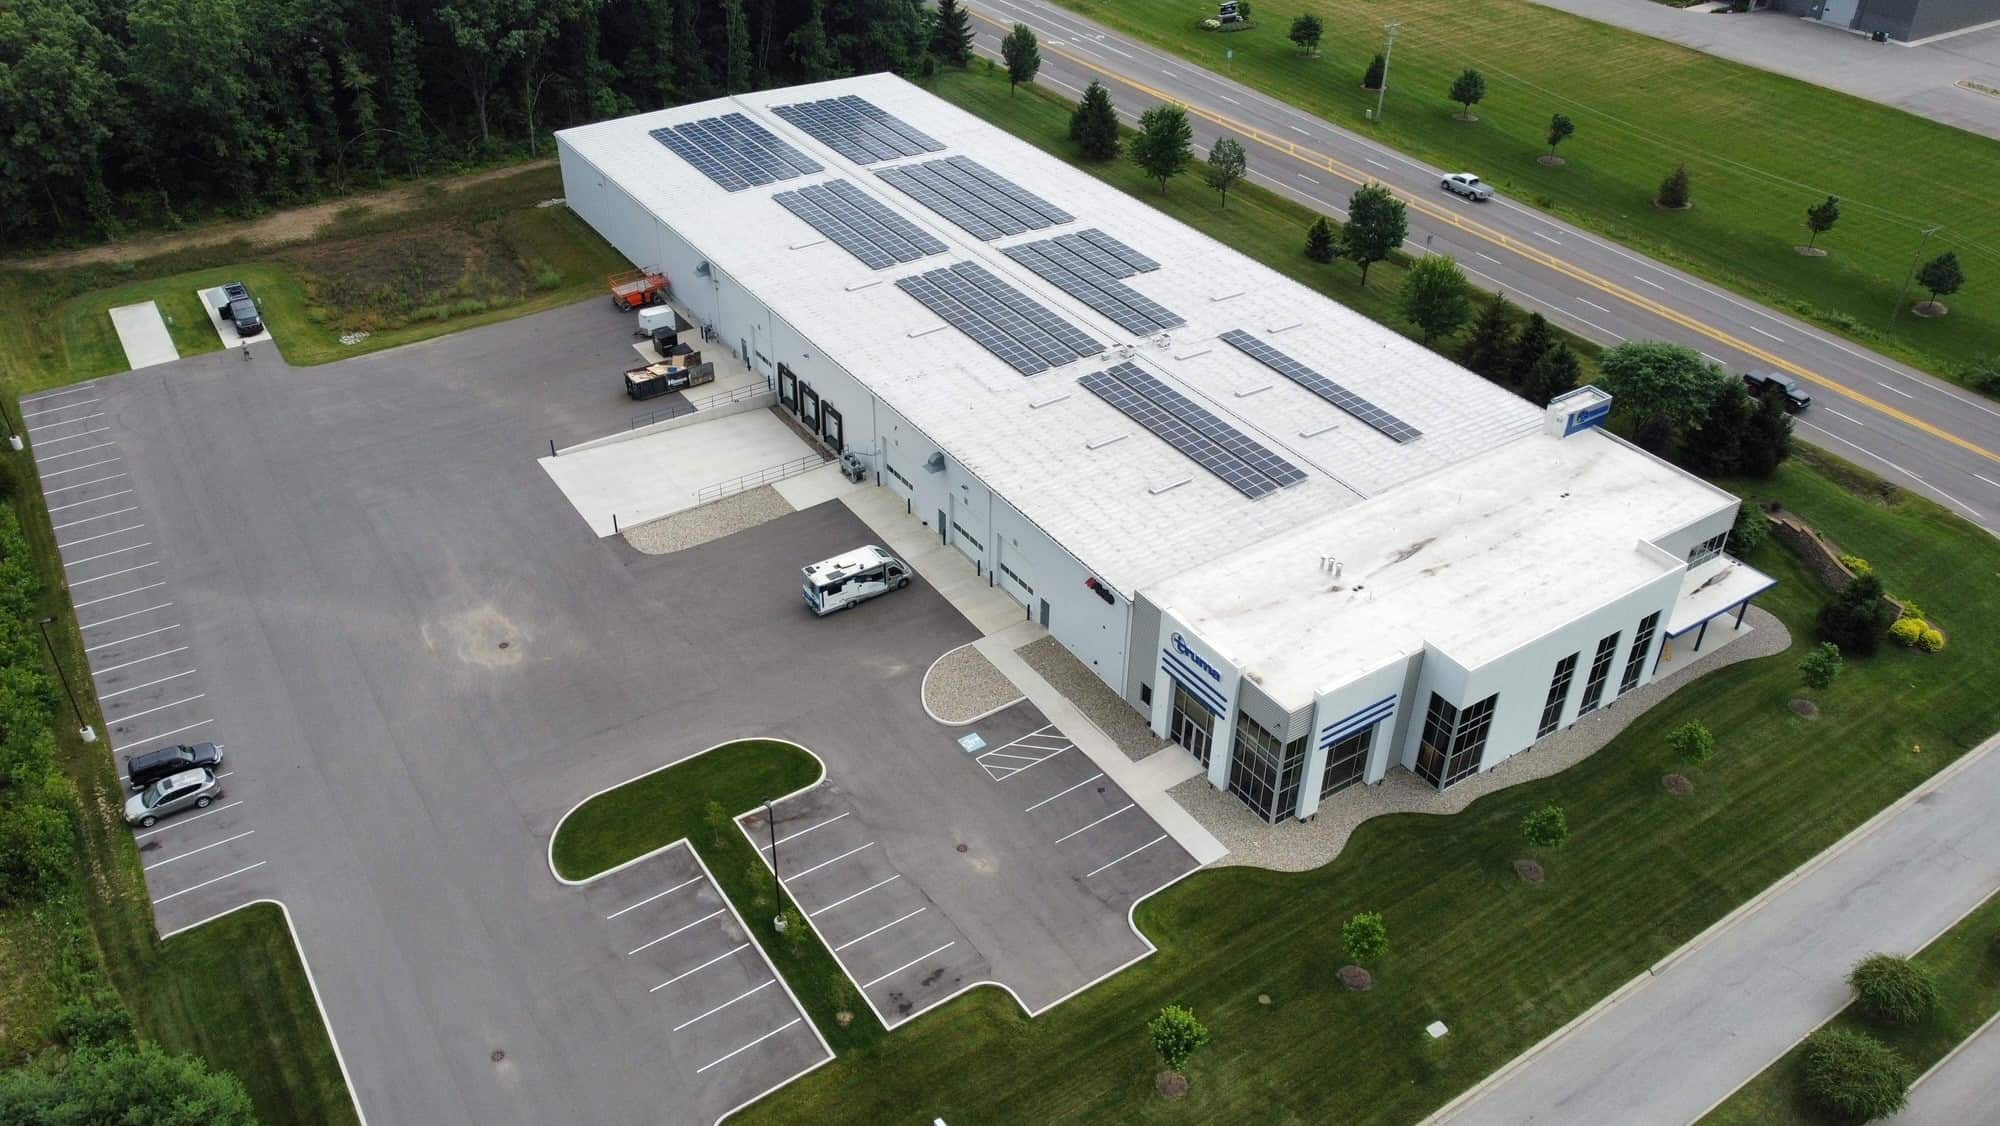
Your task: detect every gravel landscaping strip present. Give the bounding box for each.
[621,485,794,555]
[1172,607,1792,873]
[923,643,1023,724]
[1017,636,1168,762]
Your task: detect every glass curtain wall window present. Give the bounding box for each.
[1415,693,1499,789]
[1538,652,1579,738]
[1620,612,1660,694]
[1227,711,1309,823]
[1169,682,1214,766]
[1319,726,1373,800]
[1687,531,1727,567]
[1578,632,1621,715]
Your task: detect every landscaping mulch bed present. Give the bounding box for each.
[1513,859,1546,884]
[1663,773,1695,795]
[1790,698,1819,718]
[1339,965,1373,991]
[1156,1071,1189,1099]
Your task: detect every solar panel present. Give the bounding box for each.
[1101,361,1309,488]
[773,190,894,269]
[897,264,1099,376]
[649,115,819,191]
[771,96,943,164]
[1078,364,1303,499]
[1219,329,1425,444]
[1003,242,1185,335]
[875,157,1069,240]
[1078,228,1159,273]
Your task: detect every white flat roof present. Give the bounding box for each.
[556,74,1543,594]
[1147,428,1738,711]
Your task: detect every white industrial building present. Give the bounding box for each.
[555,74,1775,824]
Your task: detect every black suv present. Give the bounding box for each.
[126,742,224,791]
[1743,370,1810,412]
[217,282,263,336]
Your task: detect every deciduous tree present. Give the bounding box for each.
[1341,182,1406,285]
[1130,104,1193,193]
[1521,804,1569,848]
[0,1043,255,1125]
[1399,254,1472,344]
[1449,68,1486,118]
[1546,113,1574,158]
[1800,642,1843,691]
[1148,1005,1211,1076]
[1204,137,1247,207]
[1917,251,1963,307]
[1288,13,1323,54]
[1597,341,1728,441]
[1343,910,1388,961]
[1804,194,1840,250]
[1001,22,1040,93]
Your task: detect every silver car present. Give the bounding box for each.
[1441,172,1493,201]
[124,768,220,828]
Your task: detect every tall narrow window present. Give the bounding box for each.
[1319,726,1374,800]
[1414,692,1499,790]
[1620,612,1660,694]
[1415,694,1459,788]
[1578,632,1621,715]
[1227,711,1308,823]
[1538,653,1579,738]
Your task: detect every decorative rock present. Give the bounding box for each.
[1339,965,1373,991]
[1513,858,1545,884]
[1663,773,1694,795]
[1257,993,1272,1006]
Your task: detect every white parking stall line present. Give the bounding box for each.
[862,942,956,990]
[1053,803,1135,844]
[92,646,190,676]
[649,943,751,993]
[1825,408,1865,426]
[154,860,267,904]
[27,411,106,432]
[44,472,128,495]
[807,874,899,918]
[695,1017,804,1075]
[70,561,160,587]
[835,907,927,952]
[1876,381,1915,400]
[99,669,199,701]
[86,624,180,653]
[40,457,122,479]
[1025,772,1105,813]
[978,752,1045,764]
[1632,274,1667,290]
[33,427,113,446]
[783,842,874,883]
[72,580,167,609]
[65,543,153,569]
[756,811,851,852]
[606,875,704,920]
[78,601,173,629]
[627,909,725,956]
[1084,835,1168,878]
[49,489,134,513]
[134,800,243,840]
[112,718,213,753]
[672,980,777,1033]
[59,525,147,551]
[144,829,255,871]
[51,506,141,531]
[1748,325,1784,342]
[21,393,99,415]
[37,441,118,462]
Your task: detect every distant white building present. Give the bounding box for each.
[555,74,1774,824]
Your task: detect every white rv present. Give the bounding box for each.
[801,546,911,615]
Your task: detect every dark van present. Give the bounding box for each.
[126,742,224,791]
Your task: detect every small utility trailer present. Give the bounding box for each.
[624,351,716,400]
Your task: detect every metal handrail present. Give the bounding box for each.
[695,453,828,504]
[628,382,769,430]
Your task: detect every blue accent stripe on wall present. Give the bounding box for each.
[1161,653,1226,715]
[1321,694,1396,746]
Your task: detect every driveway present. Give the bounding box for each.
[31,298,1193,1124]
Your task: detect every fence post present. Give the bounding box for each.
[549,439,557,458]
[613,512,619,535]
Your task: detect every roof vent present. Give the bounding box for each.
[694,260,712,278]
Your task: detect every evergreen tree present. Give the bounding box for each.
[1678,378,1751,476]
[722,0,754,92]
[1362,52,1386,90]
[1305,216,1338,263]
[1399,254,1473,344]
[1739,388,1794,478]
[1460,292,1518,379]
[1817,572,1893,656]
[1634,413,1675,456]
[931,0,974,65]
[1341,182,1407,286]
[1204,137,1247,207]
[386,17,431,174]
[1658,162,1691,208]
[1001,22,1040,93]
[1504,312,1555,388]
[1069,80,1120,161]
[787,0,841,80]
[1130,104,1194,193]
[1520,341,1582,407]
[1804,195,1840,250]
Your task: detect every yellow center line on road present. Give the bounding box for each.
[971,11,2000,466]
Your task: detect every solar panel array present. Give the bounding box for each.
[772,180,947,269]
[1219,329,1424,444]
[1079,361,1307,499]
[896,263,1101,376]
[771,95,944,164]
[648,114,821,191]
[1004,236,1183,336]
[877,156,1072,240]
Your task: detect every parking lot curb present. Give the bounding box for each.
[918,640,1026,728]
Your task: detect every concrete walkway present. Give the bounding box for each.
[1531,0,2000,141]
[107,301,178,369]
[1889,1007,2000,1123]
[1431,733,2000,1125]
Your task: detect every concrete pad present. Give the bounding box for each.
[771,462,862,510]
[108,302,179,369]
[196,286,273,348]
[539,408,814,536]
[839,484,1026,635]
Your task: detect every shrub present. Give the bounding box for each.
[1729,504,1769,556]
[1918,627,1946,653]
[1343,911,1388,961]
[1520,804,1569,849]
[1964,354,2000,394]
[1667,719,1715,764]
[1850,953,1939,1027]
[1817,573,1894,657]
[1799,642,1843,691]
[534,264,563,290]
[1838,553,1873,576]
[1148,1004,1211,1074]
[0,1042,257,1125]
[1889,618,1926,647]
[1797,1028,1911,1120]
[53,998,136,1050]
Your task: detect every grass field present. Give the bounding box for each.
[1702,887,2000,1125]
[0,165,627,396]
[1035,0,2000,386]
[552,740,882,1054]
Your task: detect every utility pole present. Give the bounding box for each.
[37,618,95,744]
[1374,22,1402,124]
[1890,224,1942,324]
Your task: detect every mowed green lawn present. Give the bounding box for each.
[1037,0,2000,385]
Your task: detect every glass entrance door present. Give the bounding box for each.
[1169,682,1214,766]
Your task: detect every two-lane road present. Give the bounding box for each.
[965,0,2000,533]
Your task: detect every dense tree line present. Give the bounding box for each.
[0,0,940,245]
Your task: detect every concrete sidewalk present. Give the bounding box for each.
[1432,733,2000,1124]
[108,301,179,369]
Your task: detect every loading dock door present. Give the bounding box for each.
[799,383,821,434]
[778,365,797,410]
[822,403,844,452]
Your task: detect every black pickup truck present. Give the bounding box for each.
[1743,371,1810,412]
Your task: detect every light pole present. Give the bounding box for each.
[764,798,786,933]
[1890,224,1942,325]
[1373,22,1402,124]
[37,617,95,744]
[2,404,19,452]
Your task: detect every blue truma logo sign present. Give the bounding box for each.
[1171,632,1223,683]
[1565,400,1613,435]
